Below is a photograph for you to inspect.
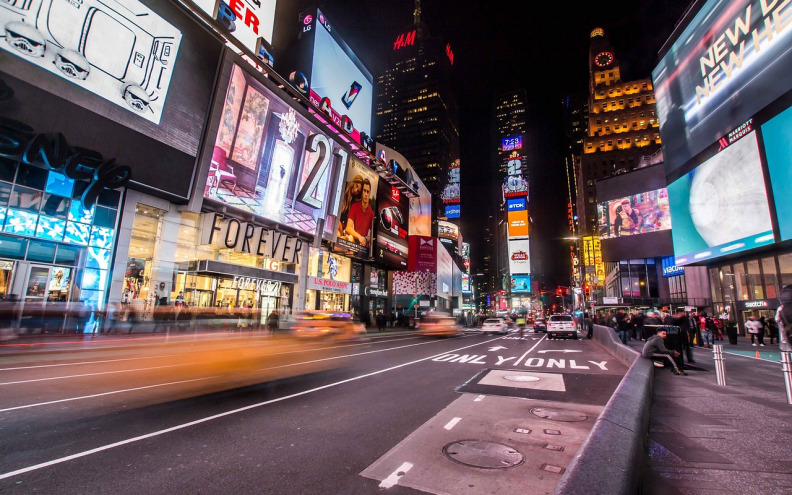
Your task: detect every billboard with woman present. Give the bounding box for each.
[334,158,379,258]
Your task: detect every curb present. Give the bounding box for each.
[554,325,654,495]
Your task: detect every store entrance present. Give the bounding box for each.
[260,295,279,326]
[21,264,74,333]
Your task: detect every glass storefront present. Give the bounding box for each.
[305,249,351,312]
[0,159,120,332]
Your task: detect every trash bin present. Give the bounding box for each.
[726,323,738,345]
[658,325,684,370]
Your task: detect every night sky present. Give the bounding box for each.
[301,0,695,287]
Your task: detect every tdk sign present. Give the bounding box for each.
[507,198,526,211]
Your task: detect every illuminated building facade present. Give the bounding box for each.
[577,28,662,237]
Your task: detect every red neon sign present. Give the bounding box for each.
[394,31,416,50]
[446,44,454,65]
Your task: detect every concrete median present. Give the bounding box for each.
[553,324,654,495]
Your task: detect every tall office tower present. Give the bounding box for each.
[375,0,460,235]
[576,28,662,237]
[561,94,589,287]
[492,89,531,309]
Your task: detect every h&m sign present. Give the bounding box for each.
[200,213,304,264]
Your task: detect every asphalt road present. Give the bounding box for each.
[0,328,627,494]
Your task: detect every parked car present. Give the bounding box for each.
[533,318,547,333]
[479,318,509,335]
[418,314,462,337]
[547,314,578,340]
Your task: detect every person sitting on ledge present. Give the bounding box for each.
[642,328,687,376]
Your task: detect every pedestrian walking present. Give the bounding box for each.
[767,316,778,345]
[376,312,385,332]
[746,315,765,346]
[674,310,695,364]
[699,312,714,348]
[615,308,630,345]
[775,284,792,352]
[584,311,594,339]
[642,328,686,375]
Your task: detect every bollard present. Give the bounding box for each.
[713,344,727,386]
[781,352,792,405]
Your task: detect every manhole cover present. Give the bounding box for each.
[442,440,524,469]
[530,407,589,422]
[503,375,541,382]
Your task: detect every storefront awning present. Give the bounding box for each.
[193,260,299,284]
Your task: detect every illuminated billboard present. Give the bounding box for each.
[762,105,792,241]
[335,158,380,259]
[190,0,277,58]
[668,130,774,265]
[441,159,461,204]
[507,198,529,238]
[508,238,531,275]
[375,144,431,236]
[445,204,461,219]
[510,274,531,293]
[206,63,351,235]
[0,0,182,125]
[438,220,459,244]
[502,151,528,199]
[653,0,792,173]
[597,188,671,239]
[501,136,522,152]
[375,183,409,268]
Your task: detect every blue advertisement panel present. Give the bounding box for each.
[667,131,774,265]
[762,105,792,241]
[507,198,526,211]
[661,256,685,277]
[445,204,460,219]
[510,274,531,293]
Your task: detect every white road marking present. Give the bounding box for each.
[0,377,215,412]
[0,338,499,481]
[379,462,413,488]
[537,350,582,354]
[0,354,180,372]
[0,364,184,386]
[513,334,547,367]
[488,346,507,351]
[444,417,462,430]
[474,395,485,402]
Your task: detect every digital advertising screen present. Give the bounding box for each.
[0,0,223,200]
[508,238,531,275]
[501,136,522,152]
[667,131,774,265]
[762,105,792,241]
[652,0,792,174]
[510,274,531,294]
[507,210,529,238]
[438,220,459,244]
[308,9,373,141]
[207,63,353,235]
[0,0,181,125]
[408,236,437,273]
[375,183,409,268]
[334,157,380,259]
[445,204,461,219]
[597,188,671,239]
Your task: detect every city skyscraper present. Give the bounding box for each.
[374,0,460,236]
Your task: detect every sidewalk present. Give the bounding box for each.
[628,338,792,494]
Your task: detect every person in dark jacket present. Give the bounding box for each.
[776,285,792,352]
[615,309,630,345]
[674,310,695,364]
[643,329,686,375]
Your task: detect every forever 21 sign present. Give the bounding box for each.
[0,80,131,209]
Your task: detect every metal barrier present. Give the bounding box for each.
[713,344,726,386]
[782,352,792,405]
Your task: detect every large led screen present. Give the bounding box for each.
[375,183,409,268]
[597,188,671,239]
[375,143,431,236]
[762,105,792,240]
[438,220,459,245]
[507,198,529,238]
[652,0,792,174]
[334,157,379,259]
[206,63,344,235]
[667,131,774,265]
[309,10,373,140]
[0,0,181,125]
[508,238,531,275]
[510,274,531,294]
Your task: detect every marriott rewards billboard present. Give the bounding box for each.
[653,0,792,175]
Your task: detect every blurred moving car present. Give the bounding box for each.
[547,314,578,340]
[418,314,462,337]
[479,318,509,335]
[533,318,547,333]
[290,311,366,341]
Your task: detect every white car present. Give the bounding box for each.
[480,318,509,335]
[547,314,578,340]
